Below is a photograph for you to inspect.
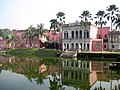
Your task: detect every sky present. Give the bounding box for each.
[0,0,120,30]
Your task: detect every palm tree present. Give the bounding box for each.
[114,14,120,30]
[7,32,19,48]
[35,23,44,49]
[22,25,35,48]
[79,10,92,27]
[56,12,65,50]
[94,10,107,52]
[105,4,119,51]
[0,29,11,49]
[105,4,119,30]
[49,19,58,49]
[79,10,92,51]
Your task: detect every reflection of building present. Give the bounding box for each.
[91,61,109,82]
[61,59,97,89]
[39,64,47,73]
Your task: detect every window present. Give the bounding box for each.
[64,32,66,39]
[71,43,74,49]
[76,43,79,50]
[64,43,66,50]
[64,31,68,39]
[104,45,106,48]
[104,35,107,38]
[76,31,78,38]
[96,43,100,49]
[87,44,89,50]
[87,31,89,38]
[67,43,69,49]
[80,43,82,50]
[84,44,86,50]
[84,31,86,38]
[98,35,101,39]
[71,31,74,38]
[112,45,114,48]
[67,32,68,39]
[79,30,82,38]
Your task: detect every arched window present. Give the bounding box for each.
[67,32,68,39]
[71,43,74,49]
[76,31,78,38]
[87,31,89,38]
[79,30,82,38]
[64,32,66,39]
[64,43,66,50]
[76,43,79,50]
[71,31,74,38]
[84,31,86,38]
[67,43,69,49]
[64,31,68,39]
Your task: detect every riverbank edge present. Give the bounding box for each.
[6,49,120,60]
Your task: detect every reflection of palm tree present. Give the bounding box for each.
[49,74,65,90]
[22,60,47,85]
[0,66,2,73]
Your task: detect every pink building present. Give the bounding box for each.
[0,27,110,51]
[92,27,110,51]
[0,29,62,49]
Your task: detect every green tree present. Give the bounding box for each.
[35,23,44,48]
[22,25,35,48]
[0,28,11,49]
[94,10,107,52]
[7,32,19,48]
[1,29,11,39]
[49,19,58,49]
[79,10,92,51]
[114,14,120,30]
[105,4,119,31]
[79,10,92,27]
[56,12,65,50]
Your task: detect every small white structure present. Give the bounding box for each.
[62,22,97,52]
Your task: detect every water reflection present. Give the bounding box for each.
[0,56,120,90]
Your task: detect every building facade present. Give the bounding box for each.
[92,27,110,51]
[62,22,98,51]
[108,30,120,51]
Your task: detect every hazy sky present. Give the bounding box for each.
[0,0,120,30]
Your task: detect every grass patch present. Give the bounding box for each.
[6,48,62,57]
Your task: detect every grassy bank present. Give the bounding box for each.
[6,48,62,57]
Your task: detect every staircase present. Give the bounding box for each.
[60,51,77,58]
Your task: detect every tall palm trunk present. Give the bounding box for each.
[101,24,103,52]
[54,35,56,49]
[39,35,41,49]
[29,39,32,48]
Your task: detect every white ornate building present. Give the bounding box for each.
[62,22,98,51]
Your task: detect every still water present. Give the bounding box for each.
[0,56,120,90]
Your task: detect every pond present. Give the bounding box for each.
[0,56,120,90]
